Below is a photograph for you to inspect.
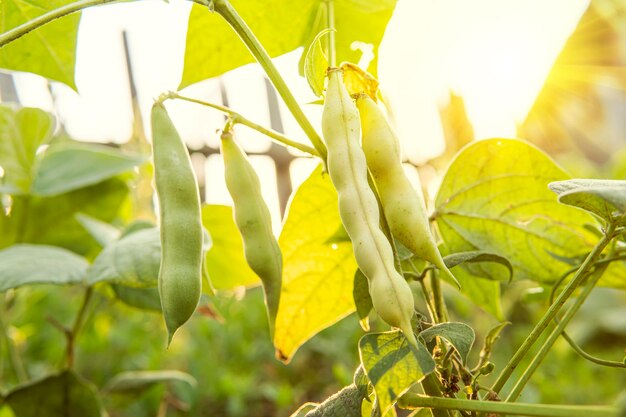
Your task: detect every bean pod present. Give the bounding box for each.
[221,129,282,337]
[356,94,459,288]
[151,103,203,345]
[322,69,417,347]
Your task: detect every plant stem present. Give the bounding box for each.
[0,0,211,48]
[66,287,94,369]
[0,294,28,383]
[211,0,328,161]
[420,374,452,417]
[165,92,319,156]
[548,263,626,369]
[325,0,336,67]
[491,227,614,394]
[416,274,437,323]
[430,272,448,323]
[400,393,618,417]
[505,260,610,401]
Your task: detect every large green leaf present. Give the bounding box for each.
[87,228,160,288]
[2,177,130,255]
[75,213,121,247]
[0,1,80,89]
[0,105,55,194]
[181,0,397,88]
[359,330,435,415]
[274,165,357,362]
[32,142,147,197]
[549,179,626,225]
[5,371,105,417]
[455,269,503,320]
[201,204,259,290]
[435,139,598,285]
[438,244,503,319]
[0,244,88,291]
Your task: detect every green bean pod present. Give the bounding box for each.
[322,69,417,347]
[356,94,459,288]
[151,103,203,345]
[220,130,282,337]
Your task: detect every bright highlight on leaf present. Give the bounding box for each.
[0,0,80,89]
[436,138,598,284]
[181,0,396,88]
[303,29,332,97]
[201,204,260,290]
[273,165,357,363]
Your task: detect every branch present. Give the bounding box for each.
[211,0,328,161]
[164,92,319,157]
[491,225,615,393]
[506,259,611,401]
[399,393,618,417]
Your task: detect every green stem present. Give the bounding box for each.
[491,227,614,394]
[548,264,626,369]
[400,393,618,417]
[211,0,328,161]
[66,287,94,369]
[165,92,319,156]
[325,0,336,67]
[505,260,610,401]
[559,330,626,368]
[0,295,28,383]
[416,271,437,323]
[430,272,448,323]
[420,374,452,417]
[0,0,211,48]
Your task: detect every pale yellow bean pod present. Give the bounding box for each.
[356,94,459,288]
[322,69,417,347]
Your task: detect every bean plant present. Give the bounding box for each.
[0,0,625,416]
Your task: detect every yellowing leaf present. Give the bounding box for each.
[435,139,598,285]
[274,165,357,362]
[201,204,259,290]
[340,62,379,99]
[181,0,397,88]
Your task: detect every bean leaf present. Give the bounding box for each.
[359,330,435,415]
[274,165,357,363]
[303,385,363,417]
[304,29,332,97]
[443,251,513,283]
[549,179,626,225]
[0,244,88,292]
[353,269,372,331]
[5,371,104,417]
[419,322,475,365]
[435,139,598,285]
[87,228,160,288]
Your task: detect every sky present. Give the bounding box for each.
[6,0,590,220]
